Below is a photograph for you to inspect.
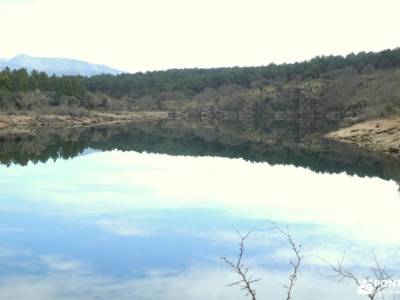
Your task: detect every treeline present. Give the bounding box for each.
[85,48,400,98]
[1,122,399,183]
[0,69,85,97]
[1,47,400,100]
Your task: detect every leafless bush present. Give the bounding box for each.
[222,222,398,300]
[221,228,260,300]
[221,223,303,300]
[317,250,393,300]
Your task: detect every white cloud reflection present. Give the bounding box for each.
[0,246,31,259]
[1,151,400,299]
[2,150,398,244]
[0,261,368,300]
[95,219,153,237]
[39,255,88,273]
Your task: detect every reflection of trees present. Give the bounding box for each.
[0,119,399,184]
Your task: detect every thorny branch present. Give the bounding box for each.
[318,250,392,300]
[221,227,260,300]
[271,222,303,300]
[222,223,395,300]
[221,224,303,300]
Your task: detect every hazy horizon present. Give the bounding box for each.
[1,0,400,72]
[1,46,399,74]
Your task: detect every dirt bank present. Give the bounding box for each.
[327,116,400,156]
[0,111,169,134]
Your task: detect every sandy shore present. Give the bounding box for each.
[327,116,400,156]
[0,111,169,134]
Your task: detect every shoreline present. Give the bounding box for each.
[326,116,400,157]
[0,111,169,135]
[1,111,399,159]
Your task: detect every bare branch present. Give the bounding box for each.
[317,250,393,299]
[271,222,303,300]
[221,228,259,300]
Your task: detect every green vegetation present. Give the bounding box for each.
[84,48,400,97]
[1,120,399,183]
[0,48,400,112]
[0,69,85,97]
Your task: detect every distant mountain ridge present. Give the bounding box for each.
[0,54,123,76]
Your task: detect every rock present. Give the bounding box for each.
[388,147,400,154]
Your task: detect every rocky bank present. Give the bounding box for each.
[327,116,400,157]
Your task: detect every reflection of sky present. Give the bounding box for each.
[0,150,399,299]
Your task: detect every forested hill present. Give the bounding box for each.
[0,48,400,113]
[85,48,400,97]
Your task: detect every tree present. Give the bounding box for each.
[221,223,303,300]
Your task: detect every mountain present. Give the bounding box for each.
[0,54,123,76]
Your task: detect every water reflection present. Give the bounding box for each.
[0,148,400,299]
[0,119,400,183]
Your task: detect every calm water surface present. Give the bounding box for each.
[0,121,400,300]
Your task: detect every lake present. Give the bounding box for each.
[0,119,399,300]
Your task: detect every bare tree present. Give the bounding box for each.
[317,250,393,300]
[221,224,303,300]
[222,224,396,300]
[221,228,260,300]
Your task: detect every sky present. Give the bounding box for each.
[1,151,400,298]
[0,0,400,72]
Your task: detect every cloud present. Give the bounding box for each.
[2,150,400,246]
[39,255,88,272]
[0,246,31,259]
[0,235,397,300]
[94,219,153,237]
[0,263,367,300]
